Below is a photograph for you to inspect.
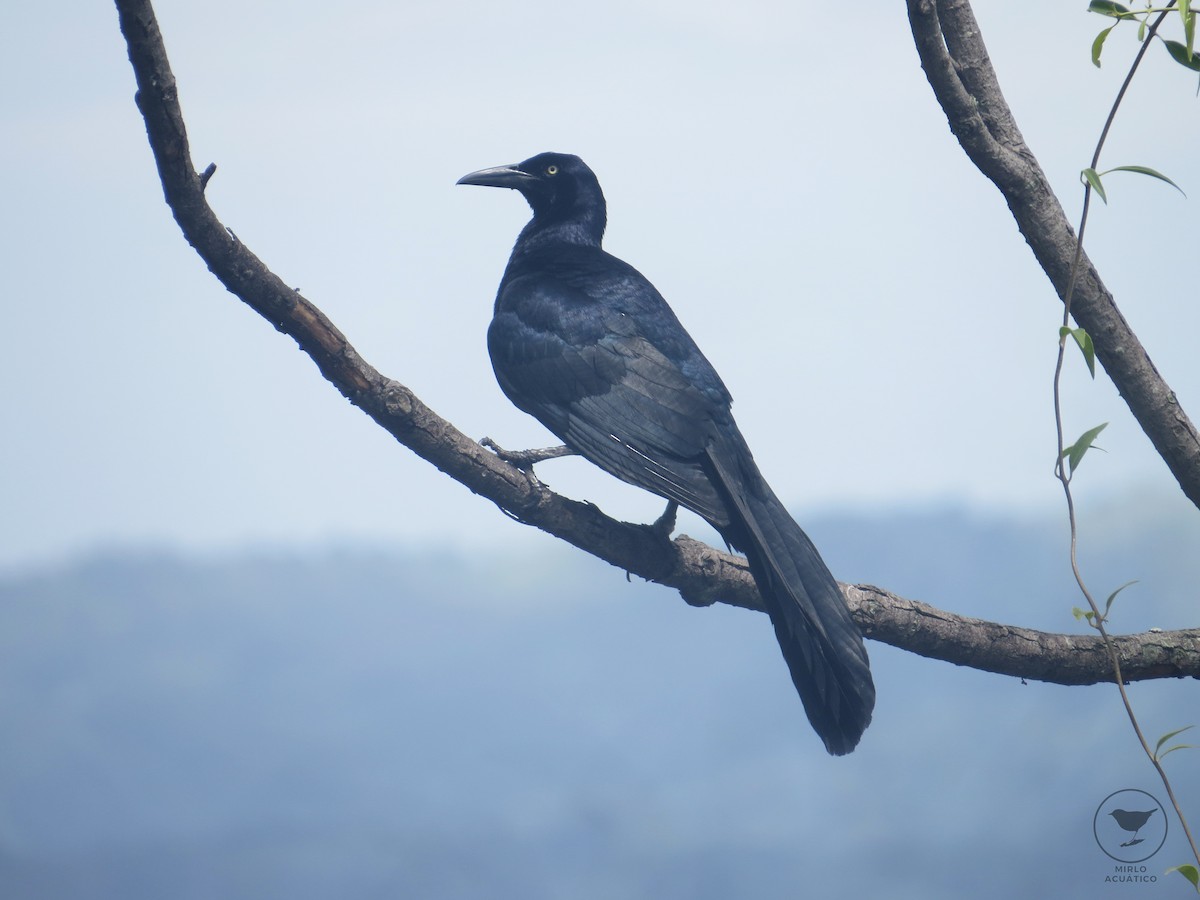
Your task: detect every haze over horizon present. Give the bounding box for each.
[3,501,1199,898]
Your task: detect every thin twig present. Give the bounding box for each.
[1055,1,1200,871]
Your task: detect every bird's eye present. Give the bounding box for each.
[545,164,559,176]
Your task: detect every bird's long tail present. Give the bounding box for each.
[706,439,875,755]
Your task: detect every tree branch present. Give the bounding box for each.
[114,0,1200,687]
[854,585,1200,685]
[906,0,1200,511]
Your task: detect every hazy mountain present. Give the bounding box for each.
[1,498,1197,898]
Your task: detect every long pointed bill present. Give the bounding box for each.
[456,164,538,189]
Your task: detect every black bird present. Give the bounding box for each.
[458,152,874,754]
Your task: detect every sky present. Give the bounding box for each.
[3,1,1200,570]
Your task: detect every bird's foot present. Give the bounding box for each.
[481,437,575,470]
[648,500,679,541]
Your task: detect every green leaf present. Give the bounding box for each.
[1165,39,1200,71]
[1159,742,1197,760]
[1071,582,1134,628]
[1061,422,1109,475]
[1092,25,1117,67]
[1154,725,1193,756]
[1180,4,1190,60]
[1081,167,1108,204]
[1183,2,1196,62]
[1100,164,1187,198]
[1102,579,1137,618]
[1060,326,1097,377]
[1166,864,1200,891]
[1088,0,1132,17]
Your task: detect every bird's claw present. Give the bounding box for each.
[481,437,575,470]
[648,500,679,540]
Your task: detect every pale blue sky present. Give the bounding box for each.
[3,2,1198,569]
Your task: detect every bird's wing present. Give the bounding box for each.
[488,271,731,524]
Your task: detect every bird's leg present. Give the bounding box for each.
[649,500,679,540]
[481,437,575,470]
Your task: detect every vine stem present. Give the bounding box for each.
[1056,1,1200,873]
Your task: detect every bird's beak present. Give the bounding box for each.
[456,164,537,190]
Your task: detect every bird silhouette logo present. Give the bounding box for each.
[1109,808,1156,847]
[1094,789,1167,863]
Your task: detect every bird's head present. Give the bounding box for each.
[457,152,606,246]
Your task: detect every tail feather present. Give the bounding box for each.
[706,441,875,755]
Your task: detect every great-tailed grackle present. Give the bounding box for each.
[458,152,874,754]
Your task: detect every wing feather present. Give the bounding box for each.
[488,274,731,524]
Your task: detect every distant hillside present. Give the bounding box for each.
[1,498,1197,899]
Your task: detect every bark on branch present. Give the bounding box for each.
[907,0,1200,510]
[114,0,1200,687]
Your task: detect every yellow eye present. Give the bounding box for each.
[545,164,559,176]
